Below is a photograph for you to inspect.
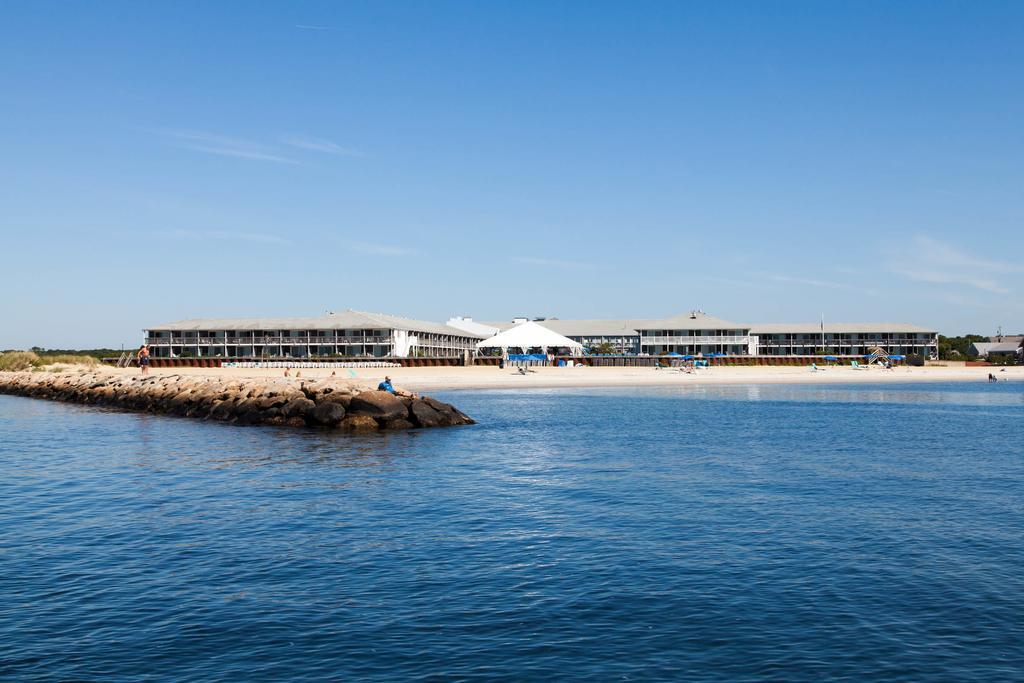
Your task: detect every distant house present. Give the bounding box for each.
[988,334,1023,345]
[970,341,1022,360]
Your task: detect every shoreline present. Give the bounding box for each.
[47,364,1022,393]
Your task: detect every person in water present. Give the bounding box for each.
[377,376,416,398]
[137,345,150,375]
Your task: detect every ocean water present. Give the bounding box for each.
[1,382,1022,681]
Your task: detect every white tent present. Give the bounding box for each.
[475,320,584,354]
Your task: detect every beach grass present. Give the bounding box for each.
[0,351,99,371]
[0,351,42,371]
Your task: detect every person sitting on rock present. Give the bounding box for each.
[377,375,416,398]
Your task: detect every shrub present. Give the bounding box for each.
[0,351,43,371]
[0,351,101,371]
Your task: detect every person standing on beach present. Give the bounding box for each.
[137,345,150,375]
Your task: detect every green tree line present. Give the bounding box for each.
[937,335,988,360]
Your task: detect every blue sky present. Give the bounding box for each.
[2,1,1022,348]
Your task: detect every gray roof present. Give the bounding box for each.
[972,342,1021,355]
[487,312,748,334]
[540,318,659,336]
[750,322,936,334]
[634,311,748,331]
[481,318,659,337]
[146,310,488,338]
[481,312,934,337]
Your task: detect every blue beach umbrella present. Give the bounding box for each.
[824,355,838,361]
[682,355,695,360]
[665,352,683,357]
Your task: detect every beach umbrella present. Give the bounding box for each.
[889,355,906,361]
[665,352,683,357]
[682,355,695,360]
[824,355,838,361]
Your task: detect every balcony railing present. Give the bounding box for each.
[149,336,389,345]
[757,338,934,346]
[640,335,750,345]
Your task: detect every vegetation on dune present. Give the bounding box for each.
[0,351,42,371]
[0,350,100,371]
[38,354,99,367]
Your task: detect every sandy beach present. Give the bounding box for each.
[90,363,1022,392]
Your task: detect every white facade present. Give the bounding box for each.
[144,311,485,359]
[474,312,939,358]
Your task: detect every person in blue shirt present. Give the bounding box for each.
[377,376,416,398]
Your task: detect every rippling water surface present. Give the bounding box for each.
[2,382,1023,681]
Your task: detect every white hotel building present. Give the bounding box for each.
[143,309,939,359]
[456,311,939,358]
[144,310,485,359]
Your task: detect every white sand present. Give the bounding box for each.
[102,363,1021,392]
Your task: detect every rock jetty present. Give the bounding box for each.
[0,370,474,431]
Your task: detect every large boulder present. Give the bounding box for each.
[167,390,195,415]
[419,397,475,426]
[321,392,353,408]
[338,414,379,432]
[257,394,288,410]
[381,417,415,430]
[409,399,449,428]
[210,399,238,421]
[309,401,346,426]
[234,406,263,425]
[348,391,407,421]
[282,397,316,420]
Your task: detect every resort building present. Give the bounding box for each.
[453,317,650,354]
[471,312,939,358]
[749,323,939,357]
[635,312,754,356]
[144,309,940,360]
[144,311,485,359]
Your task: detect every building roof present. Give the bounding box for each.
[989,335,1024,344]
[476,320,584,350]
[146,310,488,338]
[971,341,1021,355]
[479,318,660,337]
[446,317,503,337]
[480,313,935,337]
[750,322,936,334]
[483,312,747,334]
[634,311,748,331]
